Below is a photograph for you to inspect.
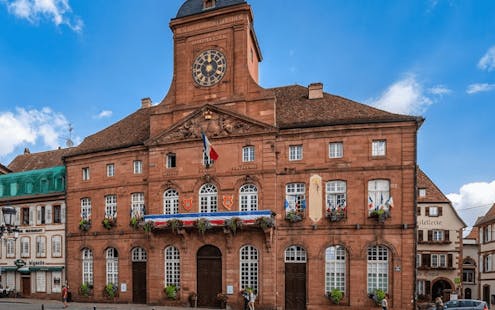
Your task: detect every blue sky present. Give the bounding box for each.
[1,0,495,228]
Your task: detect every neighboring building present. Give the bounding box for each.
[65,0,422,309]
[416,168,466,302]
[463,226,479,300]
[475,203,495,308]
[0,148,70,299]
[0,163,10,174]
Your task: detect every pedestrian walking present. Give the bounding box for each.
[240,289,250,310]
[62,284,69,308]
[381,294,389,310]
[435,296,444,310]
[248,288,256,310]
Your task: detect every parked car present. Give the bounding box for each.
[443,299,488,310]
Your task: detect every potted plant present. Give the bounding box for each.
[369,289,386,306]
[327,288,344,304]
[129,216,141,229]
[104,283,118,299]
[195,218,212,235]
[285,210,303,223]
[370,209,390,223]
[216,292,228,308]
[224,217,243,234]
[79,283,92,297]
[79,219,91,231]
[102,216,117,230]
[164,284,179,300]
[167,218,184,234]
[255,216,275,230]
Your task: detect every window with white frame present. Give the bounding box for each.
[417,280,426,295]
[36,271,46,292]
[242,146,255,162]
[106,163,115,177]
[82,248,93,285]
[163,189,179,214]
[431,254,447,268]
[429,206,439,217]
[371,140,386,156]
[82,167,90,180]
[106,248,119,285]
[165,246,180,287]
[21,237,30,258]
[132,247,147,262]
[367,245,389,293]
[6,239,15,258]
[105,195,117,218]
[432,230,444,241]
[367,180,390,215]
[463,269,475,283]
[240,245,259,292]
[133,160,143,174]
[131,193,145,218]
[329,142,343,159]
[285,183,305,215]
[289,145,303,161]
[326,181,346,214]
[52,271,62,293]
[325,246,346,294]
[36,236,46,257]
[81,198,91,220]
[419,188,426,197]
[52,235,62,257]
[284,245,307,263]
[199,184,218,213]
[167,153,176,169]
[240,184,258,211]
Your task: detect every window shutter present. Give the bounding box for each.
[426,207,430,216]
[448,254,453,268]
[0,209,3,225]
[42,238,46,257]
[15,207,20,225]
[417,207,421,216]
[425,281,431,295]
[61,205,66,224]
[418,230,424,242]
[37,206,41,223]
[428,230,433,241]
[422,254,430,267]
[438,207,443,216]
[29,206,35,226]
[46,205,52,224]
[444,230,450,242]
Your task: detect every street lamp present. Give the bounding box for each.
[0,206,20,239]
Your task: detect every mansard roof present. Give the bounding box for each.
[417,168,451,203]
[68,85,421,157]
[176,0,246,19]
[8,148,73,172]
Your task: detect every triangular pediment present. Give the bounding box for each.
[147,105,276,146]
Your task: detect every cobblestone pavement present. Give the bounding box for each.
[0,298,219,310]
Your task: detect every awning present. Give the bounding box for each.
[29,266,64,272]
[17,266,30,274]
[0,266,18,272]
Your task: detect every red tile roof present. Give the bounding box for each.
[475,203,495,227]
[464,226,479,241]
[8,148,74,172]
[417,168,450,203]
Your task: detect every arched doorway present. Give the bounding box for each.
[131,247,147,304]
[197,245,222,307]
[285,245,307,310]
[432,279,452,301]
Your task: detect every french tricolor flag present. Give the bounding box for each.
[202,131,219,163]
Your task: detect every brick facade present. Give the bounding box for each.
[65,1,421,309]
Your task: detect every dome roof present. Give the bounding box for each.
[176,0,246,18]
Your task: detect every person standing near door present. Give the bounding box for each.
[62,285,69,308]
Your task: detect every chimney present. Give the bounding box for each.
[24,147,30,154]
[141,97,152,109]
[308,83,323,100]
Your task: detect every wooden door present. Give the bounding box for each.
[21,277,31,296]
[197,245,222,307]
[285,263,306,310]
[132,262,147,304]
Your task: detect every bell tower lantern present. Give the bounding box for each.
[163,0,263,107]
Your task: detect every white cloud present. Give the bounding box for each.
[369,75,432,115]
[1,0,83,32]
[447,180,495,229]
[94,110,113,119]
[428,85,451,95]
[0,107,70,157]
[466,83,495,94]
[478,46,495,71]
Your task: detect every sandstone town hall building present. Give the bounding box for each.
[64,0,422,309]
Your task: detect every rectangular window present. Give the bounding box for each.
[6,239,15,258]
[419,188,426,197]
[242,146,255,162]
[429,206,439,217]
[432,230,444,241]
[431,254,439,268]
[106,163,115,177]
[329,142,343,159]
[131,193,145,218]
[133,160,143,174]
[367,179,391,215]
[21,237,30,258]
[289,145,303,161]
[417,280,425,295]
[82,167,90,180]
[36,271,46,292]
[81,198,91,221]
[53,205,61,224]
[105,195,117,218]
[37,206,46,225]
[36,236,46,257]
[167,153,176,168]
[22,208,29,226]
[372,140,386,156]
[52,271,62,293]
[463,270,475,283]
[285,183,306,215]
[52,236,62,258]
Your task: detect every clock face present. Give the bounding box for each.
[192,49,227,87]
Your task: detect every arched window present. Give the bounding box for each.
[284,245,307,263]
[131,247,147,262]
[199,184,217,213]
[240,245,258,292]
[163,189,179,214]
[106,248,119,285]
[326,181,346,216]
[367,245,389,293]
[368,180,391,215]
[285,183,306,215]
[325,246,346,293]
[82,248,93,285]
[240,185,258,211]
[164,246,180,287]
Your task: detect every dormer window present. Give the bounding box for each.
[204,0,216,9]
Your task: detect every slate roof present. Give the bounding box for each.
[417,168,451,203]
[175,0,246,19]
[475,203,495,227]
[8,148,74,172]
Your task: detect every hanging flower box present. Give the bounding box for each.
[326,207,346,222]
[79,219,91,231]
[326,288,344,305]
[369,209,390,223]
[167,218,184,234]
[224,217,243,234]
[195,218,213,235]
[255,216,275,230]
[285,210,303,223]
[129,216,143,229]
[102,217,117,230]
